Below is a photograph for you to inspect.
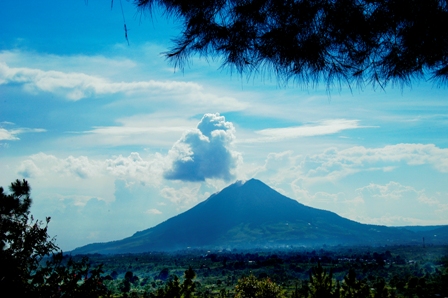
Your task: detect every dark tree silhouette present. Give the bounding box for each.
[340,269,370,298]
[135,0,448,89]
[148,267,197,298]
[308,262,339,298]
[0,179,57,296]
[0,179,109,297]
[180,266,196,298]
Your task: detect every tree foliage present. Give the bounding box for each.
[0,179,57,296]
[234,274,285,298]
[180,266,196,298]
[31,253,109,298]
[149,267,197,298]
[135,0,448,89]
[0,179,109,298]
[340,269,370,298]
[308,262,339,298]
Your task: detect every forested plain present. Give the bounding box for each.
[75,245,448,297]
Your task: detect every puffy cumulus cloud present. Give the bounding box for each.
[247,144,448,226]
[356,182,420,201]
[288,180,448,226]
[17,160,42,178]
[17,152,165,186]
[290,182,351,210]
[9,152,164,210]
[248,151,303,187]
[62,156,100,179]
[13,154,116,207]
[164,113,242,182]
[288,181,382,224]
[354,182,436,207]
[3,153,176,249]
[9,150,218,227]
[352,182,448,225]
[160,184,202,207]
[249,143,448,200]
[105,152,166,184]
[19,154,102,180]
[300,143,448,182]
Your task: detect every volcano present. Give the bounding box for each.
[71,179,444,254]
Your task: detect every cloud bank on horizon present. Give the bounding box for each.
[1,0,448,251]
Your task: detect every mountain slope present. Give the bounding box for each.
[71,179,442,254]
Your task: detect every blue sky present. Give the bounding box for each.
[1,0,448,251]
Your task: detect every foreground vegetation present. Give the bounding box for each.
[2,179,447,297]
[78,245,448,297]
[1,180,109,297]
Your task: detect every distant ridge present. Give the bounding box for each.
[71,179,448,254]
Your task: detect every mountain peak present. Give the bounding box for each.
[205,178,283,207]
[226,178,262,188]
[236,178,263,185]
[224,178,275,193]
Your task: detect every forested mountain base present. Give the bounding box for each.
[77,245,448,297]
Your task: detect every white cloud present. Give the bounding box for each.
[15,151,166,189]
[2,152,179,249]
[246,143,448,226]
[249,151,302,185]
[299,143,448,183]
[0,125,45,141]
[62,113,197,148]
[238,119,369,143]
[0,57,248,113]
[288,180,448,226]
[251,144,448,190]
[160,184,202,207]
[356,182,420,201]
[0,50,137,76]
[352,215,448,226]
[290,182,349,209]
[352,182,448,225]
[146,208,162,215]
[0,128,18,141]
[0,62,206,101]
[105,152,166,184]
[19,153,102,180]
[164,113,242,182]
[17,160,42,178]
[53,194,106,208]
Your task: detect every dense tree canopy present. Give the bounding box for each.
[135,0,448,89]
